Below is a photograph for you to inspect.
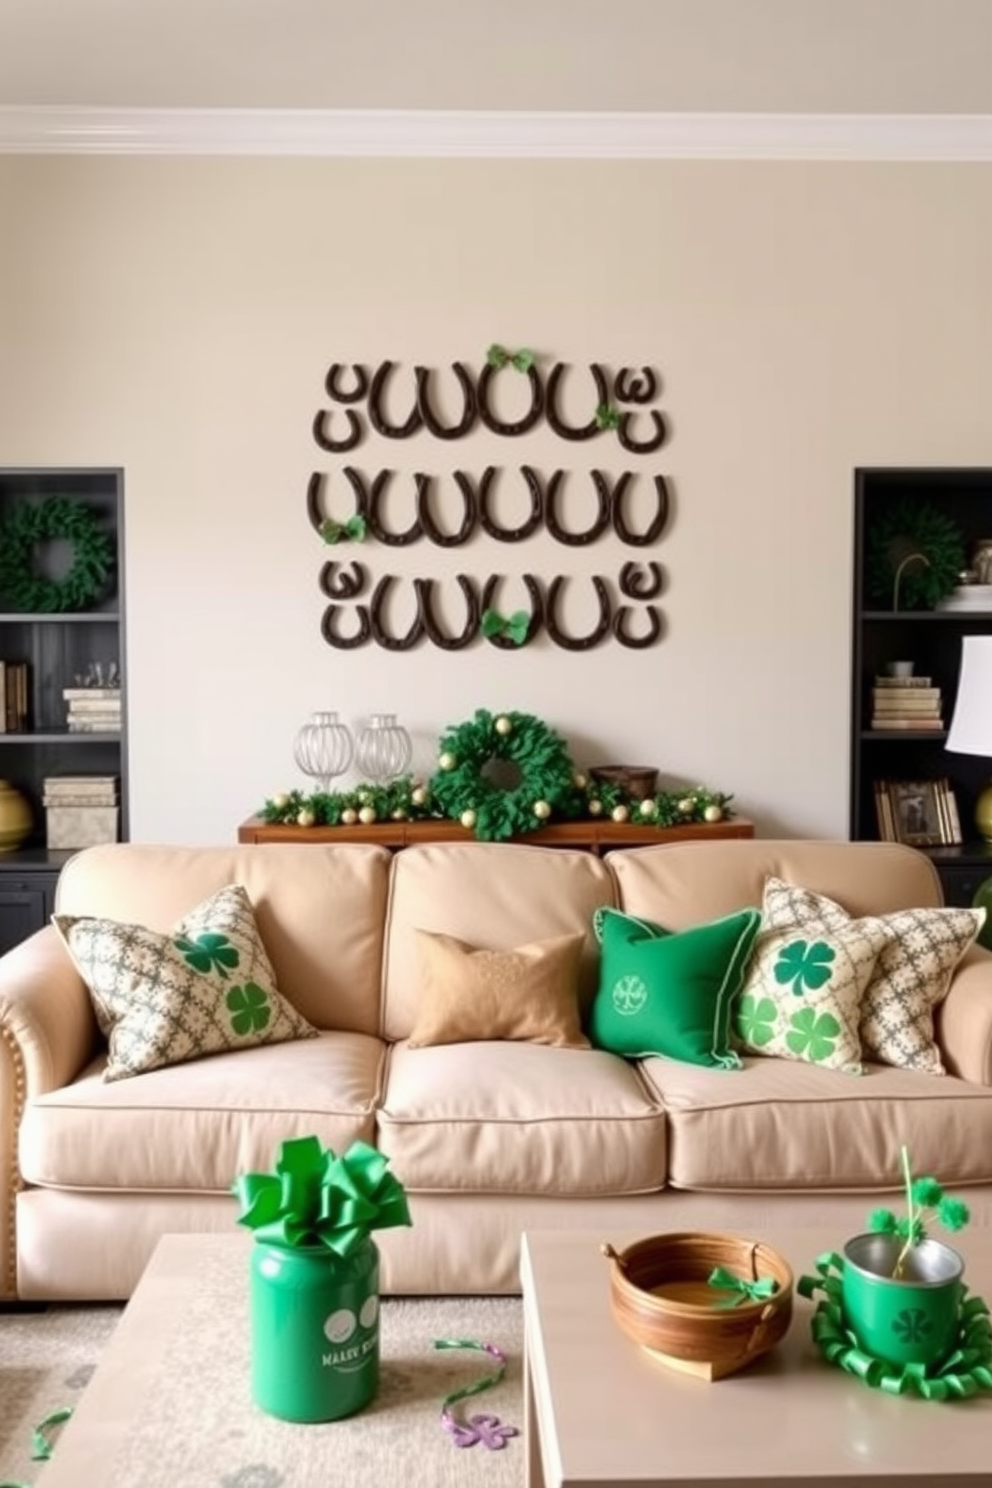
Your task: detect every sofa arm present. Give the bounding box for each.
[934,946,992,1086]
[0,925,100,1298]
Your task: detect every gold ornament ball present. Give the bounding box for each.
[533,799,551,820]
[296,808,315,828]
[678,797,695,815]
[588,798,603,817]
[460,809,477,829]
[411,785,427,806]
[639,798,657,817]
[391,808,407,821]
[612,804,630,824]
[573,771,587,790]
[341,808,358,825]
[439,751,456,771]
[358,806,377,825]
[270,792,289,810]
[494,716,513,736]
[704,804,723,823]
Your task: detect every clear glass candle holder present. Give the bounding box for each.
[293,711,354,792]
[355,713,412,785]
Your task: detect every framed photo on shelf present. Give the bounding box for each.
[884,779,949,847]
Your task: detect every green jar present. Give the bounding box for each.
[250,1237,380,1422]
[842,1233,964,1369]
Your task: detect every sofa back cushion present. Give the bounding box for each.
[54,843,391,1035]
[381,843,615,1042]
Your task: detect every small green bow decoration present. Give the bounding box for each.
[486,343,535,373]
[595,403,621,431]
[707,1266,779,1308]
[480,608,529,645]
[319,514,367,545]
[233,1135,411,1257]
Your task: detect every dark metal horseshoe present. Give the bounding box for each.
[545,575,613,651]
[415,473,477,548]
[544,469,611,546]
[369,574,426,651]
[321,604,371,649]
[344,467,423,546]
[618,409,667,454]
[325,363,369,404]
[368,360,424,439]
[306,471,329,533]
[619,560,663,600]
[415,362,478,439]
[612,474,670,546]
[480,467,543,543]
[480,573,544,648]
[312,408,364,453]
[414,575,480,651]
[476,363,544,437]
[319,560,368,601]
[613,604,663,649]
[545,363,610,441]
[614,367,658,405]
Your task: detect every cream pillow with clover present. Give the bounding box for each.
[734,893,892,1074]
[54,883,317,1082]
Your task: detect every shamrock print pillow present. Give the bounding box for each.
[54,884,317,1081]
[733,895,892,1074]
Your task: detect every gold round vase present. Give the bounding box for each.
[0,779,32,853]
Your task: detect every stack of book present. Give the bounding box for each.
[870,675,944,731]
[64,686,122,733]
[0,660,30,732]
[43,774,120,849]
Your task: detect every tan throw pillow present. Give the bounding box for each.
[409,929,589,1049]
[54,884,317,1082]
[760,877,985,1074]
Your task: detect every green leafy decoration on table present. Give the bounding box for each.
[485,343,535,372]
[319,514,367,545]
[480,608,529,645]
[226,983,272,1035]
[868,1145,970,1278]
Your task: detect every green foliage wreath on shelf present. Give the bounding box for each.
[865,500,965,612]
[0,498,114,612]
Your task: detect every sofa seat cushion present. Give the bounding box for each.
[376,1042,666,1196]
[638,1055,992,1191]
[19,1032,385,1192]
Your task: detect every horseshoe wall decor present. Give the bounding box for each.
[321,603,371,649]
[545,363,610,441]
[368,360,424,439]
[544,575,613,650]
[619,560,663,600]
[476,362,544,437]
[369,574,427,650]
[544,469,611,546]
[319,560,368,601]
[618,409,666,454]
[480,573,544,647]
[414,575,480,651]
[415,472,478,548]
[325,363,369,404]
[612,474,670,546]
[344,467,423,546]
[306,471,329,533]
[480,467,544,543]
[415,362,478,440]
[613,366,658,405]
[613,604,663,648]
[312,407,364,453]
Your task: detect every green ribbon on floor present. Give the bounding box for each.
[0,1405,74,1488]
[233,1136,411,1256]
[798,1251,992,1399]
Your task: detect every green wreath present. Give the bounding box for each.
[428,708,576,842]
[866,500,965,612]
[0,498,114,613]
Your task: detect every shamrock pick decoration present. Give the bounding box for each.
[595,403,621,431]
[480,608,529,645]
[486,343,535,373]
[867,1144,970,1278]
[319,514,367,545]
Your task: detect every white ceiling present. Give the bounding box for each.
[2,0,992,115]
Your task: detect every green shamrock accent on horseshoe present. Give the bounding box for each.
[595,403,621,431]
[226,982,272,1036]
[785,1007,840,1062]
[319,514,367,545]
[736,993,778,1047]
[486,343,535,372]
[480,608,529,645]
[174,931,241,978]
[773,938,836,993]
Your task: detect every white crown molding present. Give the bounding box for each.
[2,107,992,160]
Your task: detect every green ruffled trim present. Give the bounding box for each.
[798,1252,992,1400]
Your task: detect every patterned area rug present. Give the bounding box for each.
[0,1297,524,1488]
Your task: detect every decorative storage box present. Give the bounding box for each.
[45,804,119,850]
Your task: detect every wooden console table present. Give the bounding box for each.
[237,815,754,855]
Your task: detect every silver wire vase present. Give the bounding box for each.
[293,711,354,792]
[354,713,412,785]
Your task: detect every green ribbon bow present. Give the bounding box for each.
[480,608,529,645]
[595,403,621,431]
[319,514,367,545]
[707,1266,780,1308]
[798,1251,992,1400]
[233,1136,411,1257]
[486,343,535,373]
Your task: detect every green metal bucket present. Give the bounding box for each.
[250,1237,380,1422]
[842,1234,964,1369]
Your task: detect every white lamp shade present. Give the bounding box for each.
[946,635,992,756]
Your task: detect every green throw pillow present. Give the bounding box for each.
[54,883,318,1082]
[589,906,761,1068]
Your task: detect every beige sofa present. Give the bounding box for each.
[2,836,992,1302]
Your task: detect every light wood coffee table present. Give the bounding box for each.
[520,1228,992,1488]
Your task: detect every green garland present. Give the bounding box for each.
[866,500,965,612]
[259,709,735,841]
[0,498,114,612]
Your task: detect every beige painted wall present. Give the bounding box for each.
[1,155,991,845]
